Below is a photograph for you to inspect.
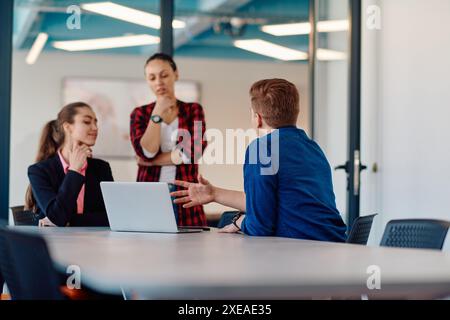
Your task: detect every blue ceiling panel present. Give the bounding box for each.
[238,0,309,22]
[14,0,311,61]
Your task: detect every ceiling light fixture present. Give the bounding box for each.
[234,39,308,61]
[26,32,48,65]
[81,2,185,29]
[261,20,349,36]
[52,34,160,51]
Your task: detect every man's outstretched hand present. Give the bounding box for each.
[171,174,215,208]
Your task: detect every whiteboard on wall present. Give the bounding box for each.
[62,77,200,158]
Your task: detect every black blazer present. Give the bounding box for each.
[28,155,113,227]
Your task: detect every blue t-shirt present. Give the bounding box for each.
[240,126,347,242]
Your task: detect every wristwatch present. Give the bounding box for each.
[232,212,244,230]
[151,115,163,124]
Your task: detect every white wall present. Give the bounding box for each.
[314,0,450,247]
[360,0,450,246]
[361,0,383,245]
[376,0,450,227]
[10,51,309,219]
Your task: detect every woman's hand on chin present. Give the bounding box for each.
[154,95,177,121]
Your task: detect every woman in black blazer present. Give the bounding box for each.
[26,102,113,227]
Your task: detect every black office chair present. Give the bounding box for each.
[0,228,63,300]
[380,219,450,250]
[0,271,4,299]
[0,224,10,298]
[217,211,240,229]
[346,214,378,245]
[10,206,39,226]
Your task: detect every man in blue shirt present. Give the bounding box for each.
[172,79,347,242]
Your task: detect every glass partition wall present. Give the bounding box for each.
[5,0,361,225]
[313,0,351,224]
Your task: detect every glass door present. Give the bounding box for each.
[312,0,365,227]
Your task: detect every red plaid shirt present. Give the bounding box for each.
[130,100,207,226]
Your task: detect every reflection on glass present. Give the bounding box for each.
[314,0,350,221]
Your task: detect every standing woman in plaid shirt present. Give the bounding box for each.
[130,53,207,227]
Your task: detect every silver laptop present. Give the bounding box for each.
[100,182,202,233]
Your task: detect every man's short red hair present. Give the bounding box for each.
[249,78,300,128]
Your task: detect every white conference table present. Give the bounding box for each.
[12,226,450,299]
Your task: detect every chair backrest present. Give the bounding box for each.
[346,214,378,245]
[0,221,9,294]
[217,211,240,229]
[10,206,38,226]
[0,228,23,298]
[0,228,63,300]
[10,206,25,214]
[380,219,450,250]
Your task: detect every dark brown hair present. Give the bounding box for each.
[249,79,300,128]
[25,102,91,211]
[144,52,177,71]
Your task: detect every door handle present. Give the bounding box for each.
[335,153,367,195]
[353,150,368,195]
[335,161,367,173]
[334,162,349,173]
[353,150,361,196]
